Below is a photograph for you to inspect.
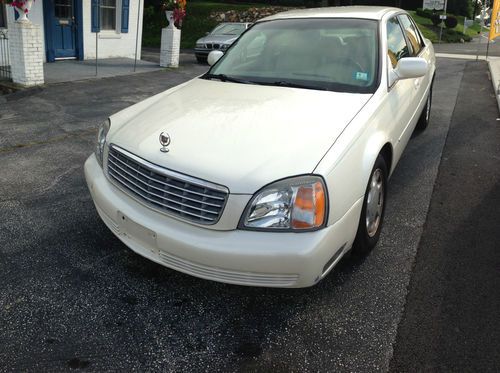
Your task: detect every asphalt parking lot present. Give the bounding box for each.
[0,58,498,371]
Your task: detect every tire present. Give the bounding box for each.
[352,154,388,256]
[416,85,432,131]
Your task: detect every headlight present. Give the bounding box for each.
[221,44,229,50]
[196,43,205,48]
[95,119,110,167]
[239,176,327,231]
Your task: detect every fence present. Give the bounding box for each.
[0,29,11,81]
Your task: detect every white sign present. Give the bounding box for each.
[440,15,447,19]
[423,0,445,10]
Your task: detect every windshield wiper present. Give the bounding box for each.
[202,73,255,85]
[265,81,328,91]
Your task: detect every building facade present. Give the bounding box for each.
[0,0,144,62]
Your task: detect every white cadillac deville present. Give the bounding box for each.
[85,7,436,288]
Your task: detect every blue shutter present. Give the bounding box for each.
[121,0,129,33]
[91,0,100,32]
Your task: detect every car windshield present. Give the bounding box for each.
[211,23,247,36]
[208,18,379,93]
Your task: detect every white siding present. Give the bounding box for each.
[83,0,143,60]
[2,0,144,62]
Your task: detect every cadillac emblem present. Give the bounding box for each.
[159,132,171,153]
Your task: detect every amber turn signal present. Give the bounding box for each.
[291,181,326,229]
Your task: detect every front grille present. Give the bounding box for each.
[107,145,229,225]
[205,43,220,50]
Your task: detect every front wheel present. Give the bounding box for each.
[352,155,388,256]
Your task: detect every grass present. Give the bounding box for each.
[143,1,266,49]
[409,10,482,43]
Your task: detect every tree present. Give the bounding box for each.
[447,0,473,17]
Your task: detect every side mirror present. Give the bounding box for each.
[208,50,224,66]
[388,57,428,87]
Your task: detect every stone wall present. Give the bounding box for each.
[209,6,299,23]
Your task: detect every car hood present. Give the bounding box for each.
[109,78,371,194]
[197,35,238,44]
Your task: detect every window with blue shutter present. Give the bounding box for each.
[121,0,129,33]
[91,0,100,32]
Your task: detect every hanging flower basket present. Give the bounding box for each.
[0,0,35,23]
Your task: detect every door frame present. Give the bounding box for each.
[43,0,84,62]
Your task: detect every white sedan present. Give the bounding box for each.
[85,6,436,288]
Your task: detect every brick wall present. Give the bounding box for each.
[9,22,44,86]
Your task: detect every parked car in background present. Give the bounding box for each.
[194,22,252,63]
[85,7,435,288]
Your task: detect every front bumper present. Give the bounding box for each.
[194,48,210,58]
[85,154,362,288]
[194,47,226,59]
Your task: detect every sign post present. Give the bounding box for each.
[95,0,100,76]
[134,0,141,72]
[438,0,448,44]
[476,2,487,61]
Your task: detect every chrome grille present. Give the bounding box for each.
[205,43,220,50]
[107,145,229,225]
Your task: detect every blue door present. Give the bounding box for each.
[44,0,83,61]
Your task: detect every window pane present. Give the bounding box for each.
[400,15,423,56]
[55,0,72,19]
[100,0,116,30]
[0,5,6,28]
[387,17,410,68]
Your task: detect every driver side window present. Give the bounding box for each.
[386,17,410,69]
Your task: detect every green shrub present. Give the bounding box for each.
[430,13,442,26]
[445,16,458,28]
[442,28,471,42]
[416,8,434,18]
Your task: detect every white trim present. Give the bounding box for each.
[99,32,121,39]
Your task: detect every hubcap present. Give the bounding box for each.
[365,169,384,237]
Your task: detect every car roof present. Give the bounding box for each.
[218,22,251,25]
[259,6,401,22]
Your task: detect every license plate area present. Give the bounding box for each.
[117,211,157,254]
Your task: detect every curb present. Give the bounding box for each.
[487,58,500,114]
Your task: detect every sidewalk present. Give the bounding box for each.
[43,58,163,84]
[488,59,500,112]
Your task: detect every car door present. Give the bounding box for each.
[385,16,415,164]
[399,13,433,115]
